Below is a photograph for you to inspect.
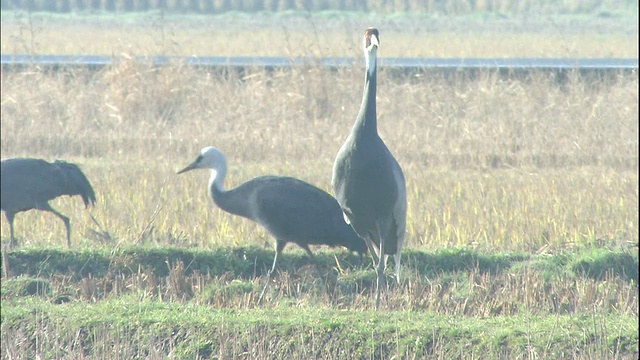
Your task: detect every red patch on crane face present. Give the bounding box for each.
[365,28,380,48]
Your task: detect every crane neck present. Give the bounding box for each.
[353,60,378,137]
[208,166,227,208]
[208,165,250,218]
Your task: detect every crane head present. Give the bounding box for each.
[177,146,226,174]
[364,27,379,76]
[364,27,380,52]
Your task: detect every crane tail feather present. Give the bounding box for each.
[55,161,97,207]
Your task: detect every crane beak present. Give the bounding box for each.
[177,161,198,174]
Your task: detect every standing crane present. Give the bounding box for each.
[332,28,407,308]
[177,146,367,275]
[1,158,96,248]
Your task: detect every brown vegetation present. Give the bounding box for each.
[1,60,637,251]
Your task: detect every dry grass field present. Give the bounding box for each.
[1,8,638,359]
[1,54,637,252]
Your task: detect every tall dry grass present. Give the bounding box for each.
[1,60,637,251]
[2,63,637,165]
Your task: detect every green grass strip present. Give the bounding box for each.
[2,296,637,359]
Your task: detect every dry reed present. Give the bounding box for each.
[0,61,637,251]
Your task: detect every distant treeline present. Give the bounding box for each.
[0,0,626,14]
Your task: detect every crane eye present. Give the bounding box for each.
[196,155,203,163]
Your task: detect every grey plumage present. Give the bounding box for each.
[1,158,96,248]
[178,146,367,274]
[332,28,407,308]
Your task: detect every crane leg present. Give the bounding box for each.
[300,244,315,260]
[260,239,286,304]
[2,212,15,278]
[374,222,388,310]
[5,213,17,248]
[394,251,402,284]
[39,204,71,248]
[375,239,386,310]
[2,244,9,278]
[364,235,380,266]
[362,232,384,309]
[390,218,402,284]
[299,243,318,269]
[269,240,287,277]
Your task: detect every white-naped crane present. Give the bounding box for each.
[177,146,367,275]
[332,28,407,308]
[1,158,96,248]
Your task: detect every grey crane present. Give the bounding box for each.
[332,28,407,308]
[177,146,367,275]
[1,158,96,248]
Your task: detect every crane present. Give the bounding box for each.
[332,28,407,308]
[177,146,367,275]
[1,158,96,248]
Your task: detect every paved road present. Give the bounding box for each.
[1,54,637,76]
